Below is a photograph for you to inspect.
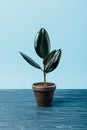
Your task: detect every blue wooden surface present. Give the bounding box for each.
[0,89,87,130]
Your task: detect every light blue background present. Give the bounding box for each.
[0,0,87,89]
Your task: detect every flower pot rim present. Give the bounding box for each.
[32,82,56,92]
[33,82,56,86]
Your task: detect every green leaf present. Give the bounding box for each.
[19,52,42,70]
[43,50,56,65]
[44,49,62,73]
[34,28,51,58]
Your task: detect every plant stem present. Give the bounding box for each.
[44,71,46,83]
[43,65,46,86]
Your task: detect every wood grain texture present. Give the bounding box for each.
[0,89,87,130]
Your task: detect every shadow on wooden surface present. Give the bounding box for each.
[53,97,73,107]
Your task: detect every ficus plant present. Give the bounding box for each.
[19,28,62,86]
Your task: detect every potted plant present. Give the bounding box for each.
[19,28,62,107]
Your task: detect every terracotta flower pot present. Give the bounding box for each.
[32,82,56,107]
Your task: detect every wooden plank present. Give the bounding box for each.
[0,89,87,130]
